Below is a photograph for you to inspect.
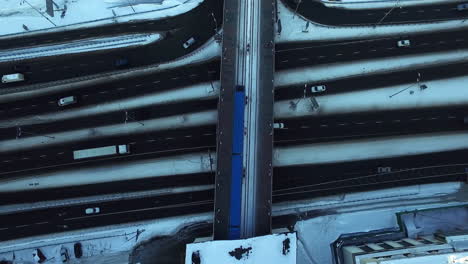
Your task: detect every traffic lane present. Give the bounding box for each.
[0,189,214,228]
[0,60,220,118]
[282,0,468,26]
[0,171,215,206]
[0,125,216,176]
[0,24,212,88]
[2,148,467,241]
[0,98,218,141]
[0,0,222,88]
[275,30,468,70]
[272,149,468,202]
[274,106,468,145]
[0,193,214,242]
[275,61,468,100]
[0,0,223,49]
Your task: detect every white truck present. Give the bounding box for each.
[73,144,129,160]
[2,73,25,83]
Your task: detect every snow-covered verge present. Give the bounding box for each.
[274,182,468,263]
[276,0,468,43]
[0,182,465,264]
[0,33,161,63]
[0,213,212,264]
[185,233,296,264]
[321,0,465,10]
[0,0,203,37]
[275,75,468,118]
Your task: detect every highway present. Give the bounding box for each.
[275,60,468,99]
[0,147,466,241]
[276,29,468,70]
[1,0,468,245]
[0,0,222,87]
[282,0,468,26]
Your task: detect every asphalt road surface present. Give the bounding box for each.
[0,0,223,88]
[282,0,468,26]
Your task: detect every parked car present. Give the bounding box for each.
[85,207,100,215]
[58,96,77,107]
[115,58,129,68]
[183,37,196,49]
[60,247,69,263]
[397,40,411,48]
[1,73,25,83]
[310,84,326,93]
[74,243,83,258]
[457,3,468,11]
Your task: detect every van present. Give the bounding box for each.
[1,73,25,83]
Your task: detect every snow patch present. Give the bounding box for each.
[185,233,297,264]
[0,0,203,37]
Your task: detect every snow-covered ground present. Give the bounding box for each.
[275,75,468,118]
[0,212,212,264]
[274,131,468,167]
[0,182,465,264]
[0,33,161,62]
[0,0,203,37]
[276,0,468,43]
[275,182,468,263]
[185,232,296,264]
[321,0,465,10]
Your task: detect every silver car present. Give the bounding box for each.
[183,37,196,49]
[310,85,326,93]
[397,40,411,48]
[58,96,77,107]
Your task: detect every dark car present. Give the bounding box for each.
[457,3,468,11]
[74,242,83,258]
[115,58,129,68]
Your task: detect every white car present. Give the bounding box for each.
[85,207,100,215]
[310,85,326,93]
[183,37,196,49]
[397,40,411,48]
[58,96,77,107]
[2,73,25,83]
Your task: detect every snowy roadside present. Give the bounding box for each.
[0,33,161,63]
[0,182,464,264]
[0,0,203,38]
[276,0,468,43]
[320,0,465,10]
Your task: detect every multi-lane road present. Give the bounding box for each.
[1,0,468,244]
[282,0,468,26]
[0,0,222,88]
